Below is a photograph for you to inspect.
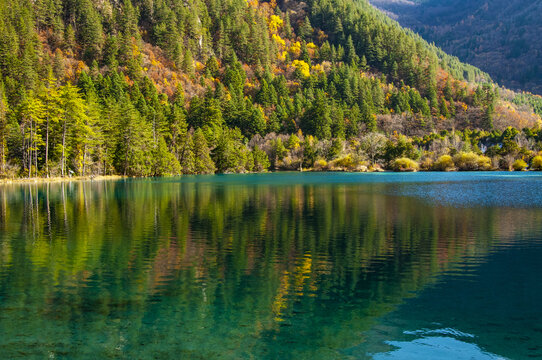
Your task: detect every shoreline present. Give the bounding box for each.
[0,169,539,185]
[0,175,126,185]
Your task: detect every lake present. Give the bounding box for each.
[0,172,541,359]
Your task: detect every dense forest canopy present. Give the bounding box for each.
[0,0,540,177]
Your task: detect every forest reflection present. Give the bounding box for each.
[0,177,540,359]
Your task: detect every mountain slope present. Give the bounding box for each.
[370,0,542,95]
[0,0,539,178]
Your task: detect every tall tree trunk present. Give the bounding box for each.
[35,138,38,178]
[0,136,5,175]
[104,148,107,176]
[45,117,49,177]
[124,130,131,176]
[34,116,38,177]
[21,127,26,178]
[153,114,156,143]
[0,122,5,175]
[28,120,33,178]
[61,120,66,177]
[82,144,87,176]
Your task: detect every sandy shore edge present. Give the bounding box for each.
[0,175,126,185]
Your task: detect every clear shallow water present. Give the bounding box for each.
[0,172,541,359]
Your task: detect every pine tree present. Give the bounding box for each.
[182,49,195,76]
[40,72,63,177]
[0,80,8,175]
[19,92,45,177]
[439,98,450,119]
[270,137,287,168]
[212,128,250,173]
[252,145,270,172]
[302,136,316,168]
[345,35,359,66]
[346,103,361,137]
[103,35,119,69]
[59,83,89,176]
[360,55,368,71]
[193,128,215,174]
[121,0,139,38]
[152,136,181,176]
[361,100,376,132]
[179,132,195,174]
[299,17,313,40]
[76,0,103,63]
[205,56,220,78]
[301,89,331,139]
[114,99,153,176]
[82,89,103,176]
[64,24,76,53]
[161,12,182,65]
[168,103,188,159]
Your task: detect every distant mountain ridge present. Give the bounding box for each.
[370,0,542,95]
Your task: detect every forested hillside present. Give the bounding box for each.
[0,0,540,177]
[370,0,542,95]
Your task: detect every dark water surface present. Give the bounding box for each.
[0,172,541,359]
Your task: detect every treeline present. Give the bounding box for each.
[248,126,542,172]
[0,0,539,178]
[0,72,263,177]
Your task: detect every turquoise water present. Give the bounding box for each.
[0,172,541,359]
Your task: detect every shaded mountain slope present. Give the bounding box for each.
[370,0,542,94]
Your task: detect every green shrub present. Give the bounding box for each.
[286,134,301,150]
[477,155,492,170]
[453,152,491,171]
[433,155,455,171]
[252,145,271,172]
[391,158,419,172]
[420,157,434,171]
[531,155,542,170]
[313,159,328,171]
[512,159,528,171]
[331,154,356,170]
